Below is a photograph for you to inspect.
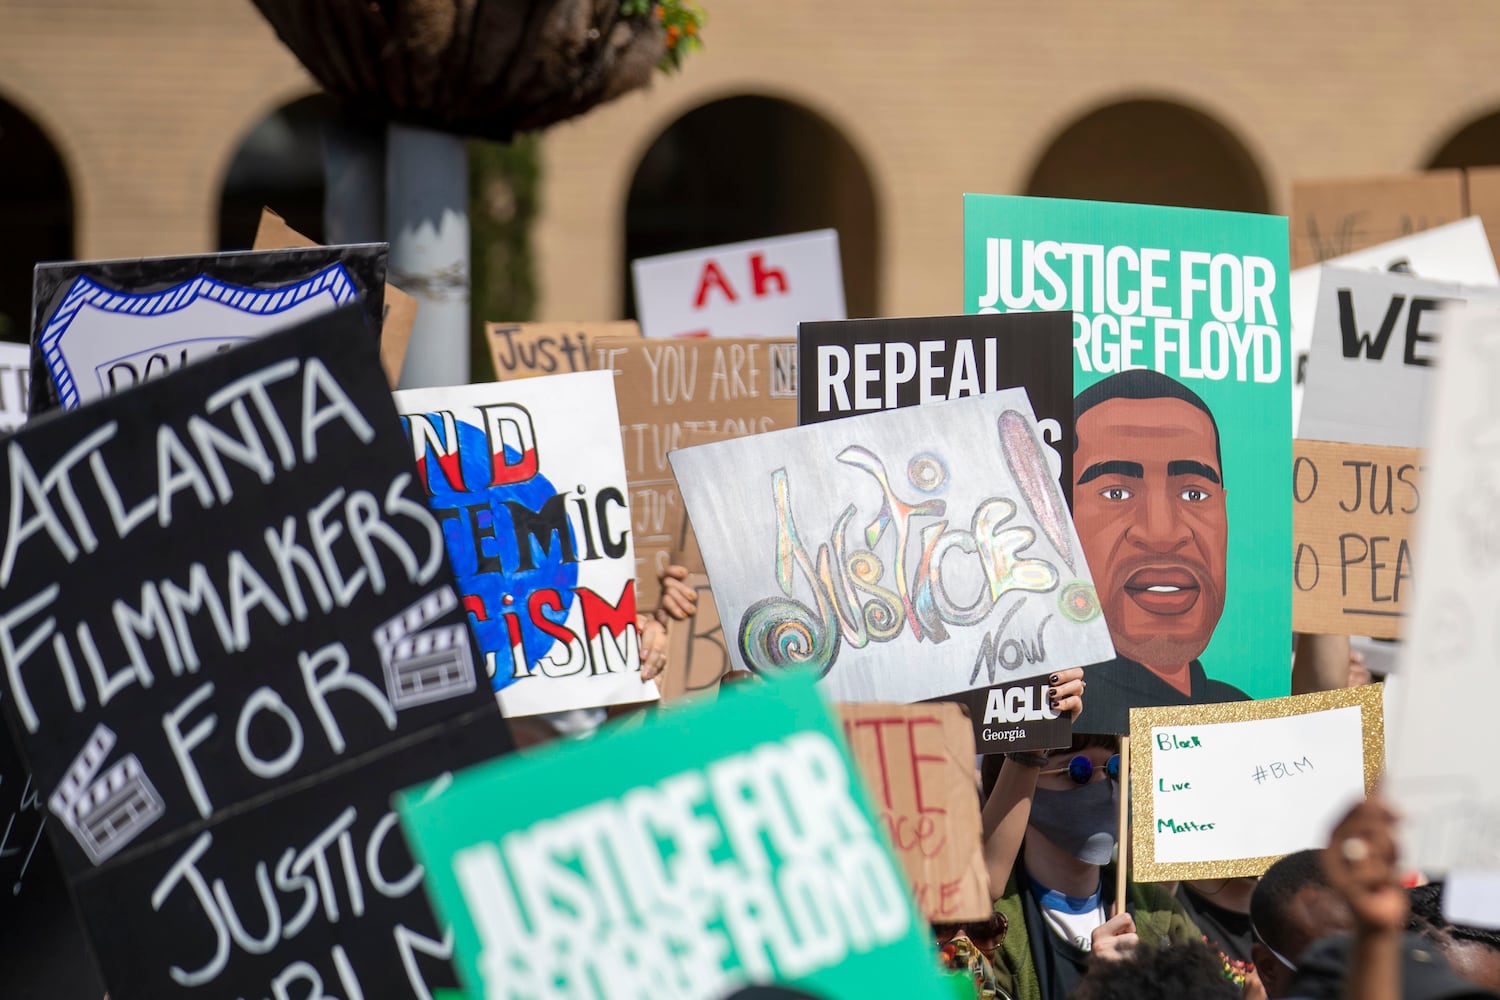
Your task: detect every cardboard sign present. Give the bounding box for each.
[0,340,28,434]
[253,207,415,388]
[671,389,1115,705]
[659,573,730,701]
[487,320,640,380]
[397,672,951,1000]
[1301,268,1500,447]
[1388,300,1500,877]
[1129,685,1384,882]
[632,229,847,340]
[594,336,799,607]
[0,308,510,998]
[798,312,1076,491]
[394,372,658,719]
[928,677,1072,754]
[1289,171,1467,269]
[1288,219,1500,429]
[964,195,1291,733]
[837,703,992,922]
[30,245,387,414]
[0,738,106,999]
[1293,439,1421,637]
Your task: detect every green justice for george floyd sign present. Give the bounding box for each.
[964,195,1291,733]
[396,674,952,1000]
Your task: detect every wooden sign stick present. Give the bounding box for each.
[1115,737,1130,917]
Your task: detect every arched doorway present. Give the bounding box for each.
[217,94,336,250]
[623,95,880,319]
[1428,111,1500,167]
[1026,99,1269,214]
[0,94,74,343]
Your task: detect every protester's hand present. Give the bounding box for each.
[1047,668,1086,720]
[657,564,697,621]
[1242,967,1268,1000]
[1089,911,1138,964]
[637,614,669,681]
[1347,648,1372,688]
[1323,796,1408,933]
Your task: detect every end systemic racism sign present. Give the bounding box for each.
[394,372,657,719]
[397,673,952,1000]
[964,195,1292,733]
[0,307,510,999]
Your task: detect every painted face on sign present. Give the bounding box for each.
[1073,395,1227,674]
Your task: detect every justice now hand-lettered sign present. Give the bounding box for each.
[397,673,951,1000]
[631,230,846,340]
[671,388,1115,708]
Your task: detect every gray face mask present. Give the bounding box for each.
[1029,778,1119,865]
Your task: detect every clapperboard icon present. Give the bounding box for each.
[372,585,478,710]
[47,723,164,866]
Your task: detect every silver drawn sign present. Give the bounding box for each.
[671,389,1117,705]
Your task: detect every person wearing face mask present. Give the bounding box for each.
[981,735,1203,1000]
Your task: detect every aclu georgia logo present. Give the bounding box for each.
[48,723,165,866]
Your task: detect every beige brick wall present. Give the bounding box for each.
[4,0,1500,320]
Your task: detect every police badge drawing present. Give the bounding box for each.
[30,245,388,414]
[394,371,657,718]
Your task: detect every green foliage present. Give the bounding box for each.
[620,0,706,71]
[468,135,540,383]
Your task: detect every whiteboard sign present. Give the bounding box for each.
[1130,686,1384,881]
[631,230,846,340]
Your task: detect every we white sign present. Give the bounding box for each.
[1299,268,1500,447]
[1290,218,1500,428]
[632,230,846,340]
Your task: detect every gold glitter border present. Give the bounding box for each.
[1128,684,1385,882]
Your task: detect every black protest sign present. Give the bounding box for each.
[0,307,509,998]
[29,244,387,416]
[928,677,1072,754]
[0,731,105,1000]
[71,705,504,1000]
[797,312,1076,495]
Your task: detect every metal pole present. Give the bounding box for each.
[321,110,386,244]
[386,123,471,388]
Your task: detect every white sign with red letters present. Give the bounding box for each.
[631,229,847,339]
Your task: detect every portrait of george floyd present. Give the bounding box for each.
[963,196,1293,732]
[1071,369,1248,733]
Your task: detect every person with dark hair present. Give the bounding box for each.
[1070,369,1248,733]
[1069,938,1243,1000]
[1247,849,1353,998]
[1409,883,1500,992]
[1174,877,1259,990]
[1284,796,1500,1000]
[981,730,1202,1000]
